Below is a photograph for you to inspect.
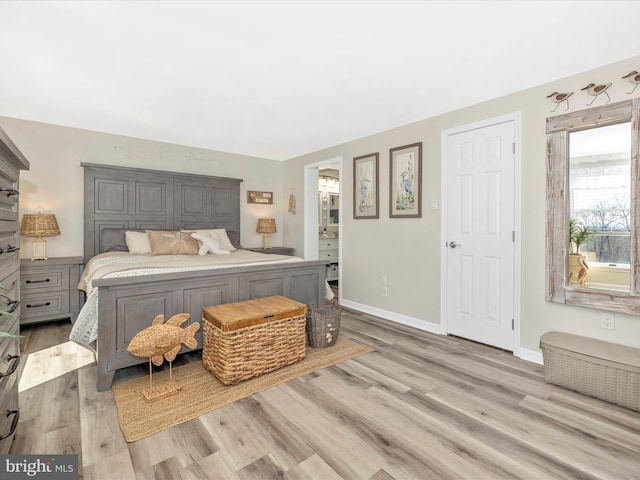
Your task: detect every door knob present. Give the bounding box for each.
[448,241,461,248]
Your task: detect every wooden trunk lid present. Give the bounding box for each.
[202,295,307,332]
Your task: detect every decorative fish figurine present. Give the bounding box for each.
[128,313,200,366]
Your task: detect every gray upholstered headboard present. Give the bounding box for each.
[82,163,242,262]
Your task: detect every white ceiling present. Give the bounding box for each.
[2,1,640,161]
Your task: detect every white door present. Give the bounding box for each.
[445,120,515,350]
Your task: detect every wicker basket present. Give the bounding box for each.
[306,302,341,348]
[202,296,307,385]
[540,331,640,411]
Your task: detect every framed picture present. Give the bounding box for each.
[353,152,379,219]
[389,142,422,218]
[247,191,273,204]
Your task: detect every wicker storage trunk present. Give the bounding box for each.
[540,331,640,411]
[202,295,307,385]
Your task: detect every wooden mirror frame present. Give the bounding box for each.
[546,98,640,314]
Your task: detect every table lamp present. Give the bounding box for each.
[256,218,276,249]
[20,212,61,260]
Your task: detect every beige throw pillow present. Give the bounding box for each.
[146,230,199,255]
[125,231,152,254]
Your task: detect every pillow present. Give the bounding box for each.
[211,229,236,251]
[101,228,131,252]
[226,230,243,249]
[146,230,199,255]
[125,231,152,254]
[184,229,236,251]
[191,232,231,255]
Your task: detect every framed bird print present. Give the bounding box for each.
[389,142,422,218]
[353,152,379,219]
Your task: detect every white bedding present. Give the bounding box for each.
[70,250,304,352]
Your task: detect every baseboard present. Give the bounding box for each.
[518,348,544,365]
[339,299,444,335]
[341,298,544,365]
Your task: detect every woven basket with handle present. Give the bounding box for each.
[306,302,341,348]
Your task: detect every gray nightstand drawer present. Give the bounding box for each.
[21,268,69,293]
[21,292,70,320]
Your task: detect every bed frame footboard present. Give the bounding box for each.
[94,260,327,391]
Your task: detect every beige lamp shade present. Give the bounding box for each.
[256,218,277,234]
[256,218,276,249]
[21,212,61,260]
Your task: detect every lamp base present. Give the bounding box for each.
[262,235,272,249]
[32,237,48,261]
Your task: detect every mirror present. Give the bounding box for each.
[546,98,640,315]
[328,193,339,225]
[318,171,339,228]
[569,122,631,292]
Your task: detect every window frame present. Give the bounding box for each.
[546,98,640,315]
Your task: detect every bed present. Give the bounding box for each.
[73,163,327,391]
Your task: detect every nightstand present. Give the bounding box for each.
[246,247,295,256]
[20,256,83,325]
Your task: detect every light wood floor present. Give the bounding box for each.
[10,309,640,480]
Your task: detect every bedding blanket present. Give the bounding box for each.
[70,250,304,352]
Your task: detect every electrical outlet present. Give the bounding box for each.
[381,275,387,286]
[601,312,615,330]
[381,285,388,297]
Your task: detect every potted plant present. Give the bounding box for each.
[569,218,594,254]
[568,218,593,287]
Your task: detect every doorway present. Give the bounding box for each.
[441,114,521,353]
[304,157,342,299]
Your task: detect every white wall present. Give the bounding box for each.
[283,54,640,356]
[0,118,285,257]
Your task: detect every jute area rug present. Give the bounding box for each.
[112,337,373,442]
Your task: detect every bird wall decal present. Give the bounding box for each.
[581,83,612,106]
[546,91,573,112]
[622,71,640,95]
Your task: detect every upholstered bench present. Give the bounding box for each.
[540,331,640,411]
